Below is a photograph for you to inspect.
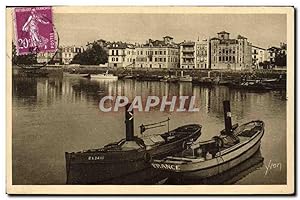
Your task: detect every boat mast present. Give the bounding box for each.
[223,100,233,135]
[125,103,134,141]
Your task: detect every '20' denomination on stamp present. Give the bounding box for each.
[14,7,56,55]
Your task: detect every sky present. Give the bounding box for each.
[53,13,287,49]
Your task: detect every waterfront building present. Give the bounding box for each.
[107,42,136,68]
[36,48,62,64]
[210,31,252,70]
[179,39,210,69]
[196,39,209,69]
[61,46,84,65]
[135,36,179,69]
[180,41,195,69]
[266,43,287,70]
[251,45,267,69]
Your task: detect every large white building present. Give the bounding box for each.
[251,45,267,69]
[61,46,84,65]
[210,31,252,70]
[107,42,136,68]
[135,36,179,69]
[36,48,62,64]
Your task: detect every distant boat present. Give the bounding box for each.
[192,77,213,86]
[179,71,192,82]
[228,80,272,91]
[90,71,118,80]
[160,75,179,83]
[123,75,134,79]
[151,101,265,180]
[63,72,90,78]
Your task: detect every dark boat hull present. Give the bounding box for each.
[65,125,201,184]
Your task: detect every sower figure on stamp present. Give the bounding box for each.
[22,8,50,52]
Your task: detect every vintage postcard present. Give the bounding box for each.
[6,6,294,195]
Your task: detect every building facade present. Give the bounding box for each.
[180,41,195,69]
[210,31,252,70]
[107,42,136,68]
[37,48,62,64]
[195,39,209,69]
[179,39,209,69]
[251,45,267,69]
[135,36,179,69]
[61,46,84,65]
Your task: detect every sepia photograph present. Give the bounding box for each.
[6,6,294,194]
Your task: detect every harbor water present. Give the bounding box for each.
[12,76,287,185]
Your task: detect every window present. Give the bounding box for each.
[116,50,118,56]
[112,58,114,61]
[155,51,157,55]
[150,64,152,68]
[116,57,118,62]
[141,51,143,55]
[164,58,166,62]
[164,51,166,55]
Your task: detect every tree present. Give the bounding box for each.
[12,42,37,65]
[71,41,108,65]
[274,51,287,67]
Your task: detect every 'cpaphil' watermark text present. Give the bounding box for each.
[99,96,200,112]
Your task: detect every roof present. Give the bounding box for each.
[217,31,230,34]
[142,39,178,48]
[180,41,195,46]
[210,37,220,40]
[163,36,174,39]
[251,45,266,50]
[267,46,281,51]
[237,35,247,39]
[107,42,133,49]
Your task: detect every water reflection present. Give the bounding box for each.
[12,77,287,185]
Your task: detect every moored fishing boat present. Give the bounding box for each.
[151,101,264,180]
[65,104,202,184]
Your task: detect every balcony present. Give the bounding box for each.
[182,54,194,58]
[182,47,194,51]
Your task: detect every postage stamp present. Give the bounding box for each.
[14,7,56,55]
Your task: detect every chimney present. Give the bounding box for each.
[125,103,134,141]
[223,100,233,135]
